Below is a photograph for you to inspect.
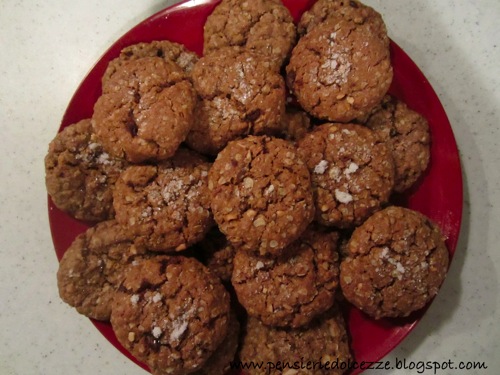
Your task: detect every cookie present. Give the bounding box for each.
[110,256,231,375]
[232,228,340,328]
[286,14,392,122]
[298,0,379,36]
[56,220,149,321]
[297,123,394,228]
[340,206,449,319]
[365,95,431,192]
[186,47,285,155]
[240,307,352,375]
[45,119,127,222]
[193,312,240,375]
[208,135,315,257]
[113,148,213,252]
[92,57,196,163]
[198,228,236,283]
[203,0,296,71]
[102,40,199,85]
[279,107,313,142]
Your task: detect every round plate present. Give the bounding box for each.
[48,0,463,373]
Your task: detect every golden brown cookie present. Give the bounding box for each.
[240,307,352,375]
[113,148,213,252]
[45,119,127,222]
[186,47,286,155]
[208,135,315,257]
[193,312,240,375]
[232,228,340,328]
[110,256,231,375]
[102,40,199,85]
[56,220,149,321]
[286,14,392,122]
[340,206,449,319]
[298,0,379,36]
[92,57,196,163]
[365,95,431,192]
[203,0,296,71]
[297,123,394,228]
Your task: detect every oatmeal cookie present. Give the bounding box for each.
[297,123,394,228]
[340,206,449,319]
[208,136,315,257]
[110,256,231,375]
[56,220,149,321]
[298,0,381,36]
[45,119,127,222]
[240,307,351,375]
[203,0,296,71]
[198,228,236,283]
[102,40,198,85]
[232,228,340,328]
[286,14,392,122]
[186,47,286,155]
[194,312,240,375]
[92,57,196,163]
[113,148,213,252]
[365,95,431,192]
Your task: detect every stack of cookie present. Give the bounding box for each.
[46,1,450,374]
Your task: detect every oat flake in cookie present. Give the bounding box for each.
[92,57,196,163]
[45,119,127,222]
[340,206,449,319]
[186,47,285,156]
[287,13,392,123]
[232,228,340,328]
[365,95,431,193]
[297,123,394,228]
[110,256,230,375]
[102,40,199,85]
[57,220,149,321]
[209,135,315,257]
[240,307,352,375]
[203,0,296,71]
[113,148,213,252]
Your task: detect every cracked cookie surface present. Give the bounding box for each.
[298,0,380,36]
[102,40,199,86]
[287,14,392,122]
[208,135,315,257]
[340,206,449,319]
[186,47,285,155]
[92,57,196,163]
[203,0,296,72]
[232,228,340,328]
[113,148,213,252]
[110,256,230,375]
[297,123,394,228]
[240,307,351,375]
[365,95,430,193]
[45,119,127,222]
[57,220,149,321]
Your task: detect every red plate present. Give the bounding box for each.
[48,0,463,373]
